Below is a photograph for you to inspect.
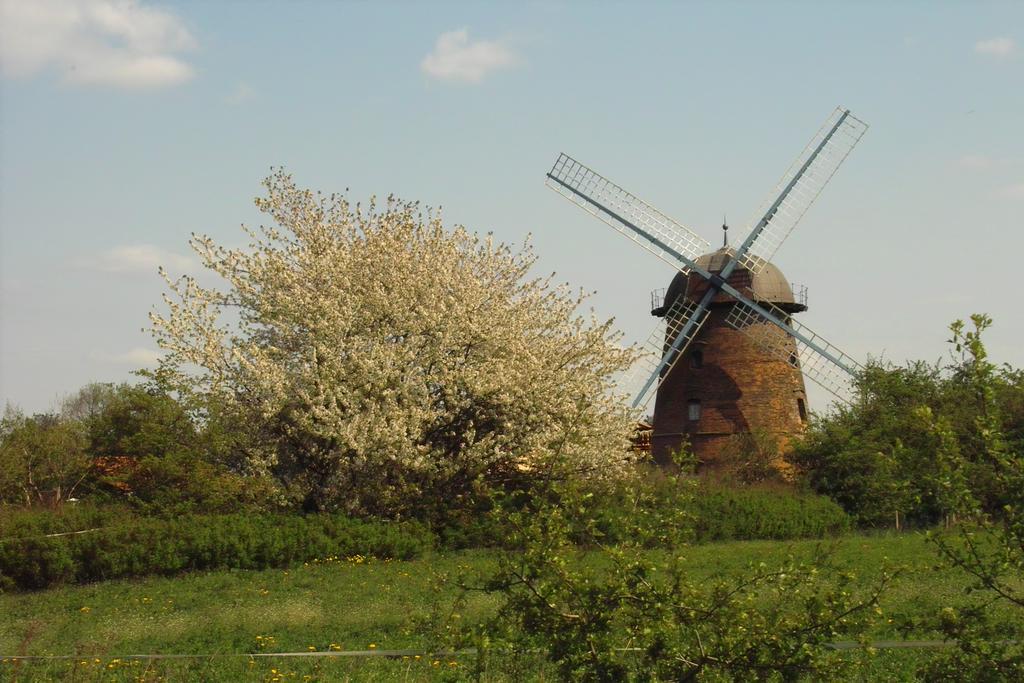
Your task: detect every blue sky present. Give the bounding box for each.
[1,0,1022,413]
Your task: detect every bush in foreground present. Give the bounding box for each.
[918,316,1024,680]
[469,473,890,681]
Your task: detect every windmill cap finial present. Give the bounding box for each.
[722,216,729,247]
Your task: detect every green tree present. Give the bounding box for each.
[60,382,118,424]
[788,342,1022,527]
[86,383,197,461]
[0,407,89,507]
[82,383,269,512]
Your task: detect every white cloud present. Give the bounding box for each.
[974,37,1016,58]
[420,28,518,84]
[0,0,195,88]
[957,154,996,171]
[997,182,1024,200]
[223,81,255,105]
[97,347,163,366]
[81,245,195,274]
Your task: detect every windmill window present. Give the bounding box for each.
[690,350,704,369]
[797,398,807,422]
[687,399,701,421]
[789,352,799,368]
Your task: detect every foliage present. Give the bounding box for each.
[148,170,638,517]
[82,383,273,513]
[788,316,1023,528]
[579,476,849,546]
[716,428,787,485]
[919,604,1024,682]
[436,475,849,550]
[917,315,1024,680]
[788,362,948,527]
[85,383,198,463]
[0,407,90,507]
[0,511,431,592]
[1,382,273,513]
[0,502,128,539]
[6,533,1016,680]
[472,472,888,681]
[687,482,850,542]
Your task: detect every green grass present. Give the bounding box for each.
[1,533,1019,681]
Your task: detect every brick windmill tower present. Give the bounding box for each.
[648,230,810,468]
[544,108,869,472]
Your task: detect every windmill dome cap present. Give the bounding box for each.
[665,246,799,307]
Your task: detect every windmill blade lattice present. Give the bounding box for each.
[725,299,862,400]
[740,108,868,274]
[546,154,710,273]
[543,106,869,416]
[624,297,709,409]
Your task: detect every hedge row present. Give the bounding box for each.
[585,482,850,546]
[438,482,851,550]
[0,503,131,539]
[1,484,850,590]
[688,486,851,542]
[0,512,432,592]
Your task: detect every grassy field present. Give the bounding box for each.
[1,532,1019,681]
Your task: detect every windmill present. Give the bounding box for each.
[545,107,868,467]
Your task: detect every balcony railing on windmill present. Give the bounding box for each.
[650,288,668,315]
[651,284,807,314]
[791,283,809,309]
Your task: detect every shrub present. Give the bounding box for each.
[0,511,431,592]
[589,479,850,545]
[0,502,128,539]
[474,474,887,681]
[918,315,1024,680]
[688,483,850,542]
[436,474,849,550]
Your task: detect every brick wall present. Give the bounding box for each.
[651,305,808,472]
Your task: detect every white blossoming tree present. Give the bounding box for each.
[150,171,638,515]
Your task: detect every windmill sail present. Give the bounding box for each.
[724,299,861,400]
[625,296,709,409]
[544,107,868,413]
[546,154,710,273]
[739,108,868,274]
